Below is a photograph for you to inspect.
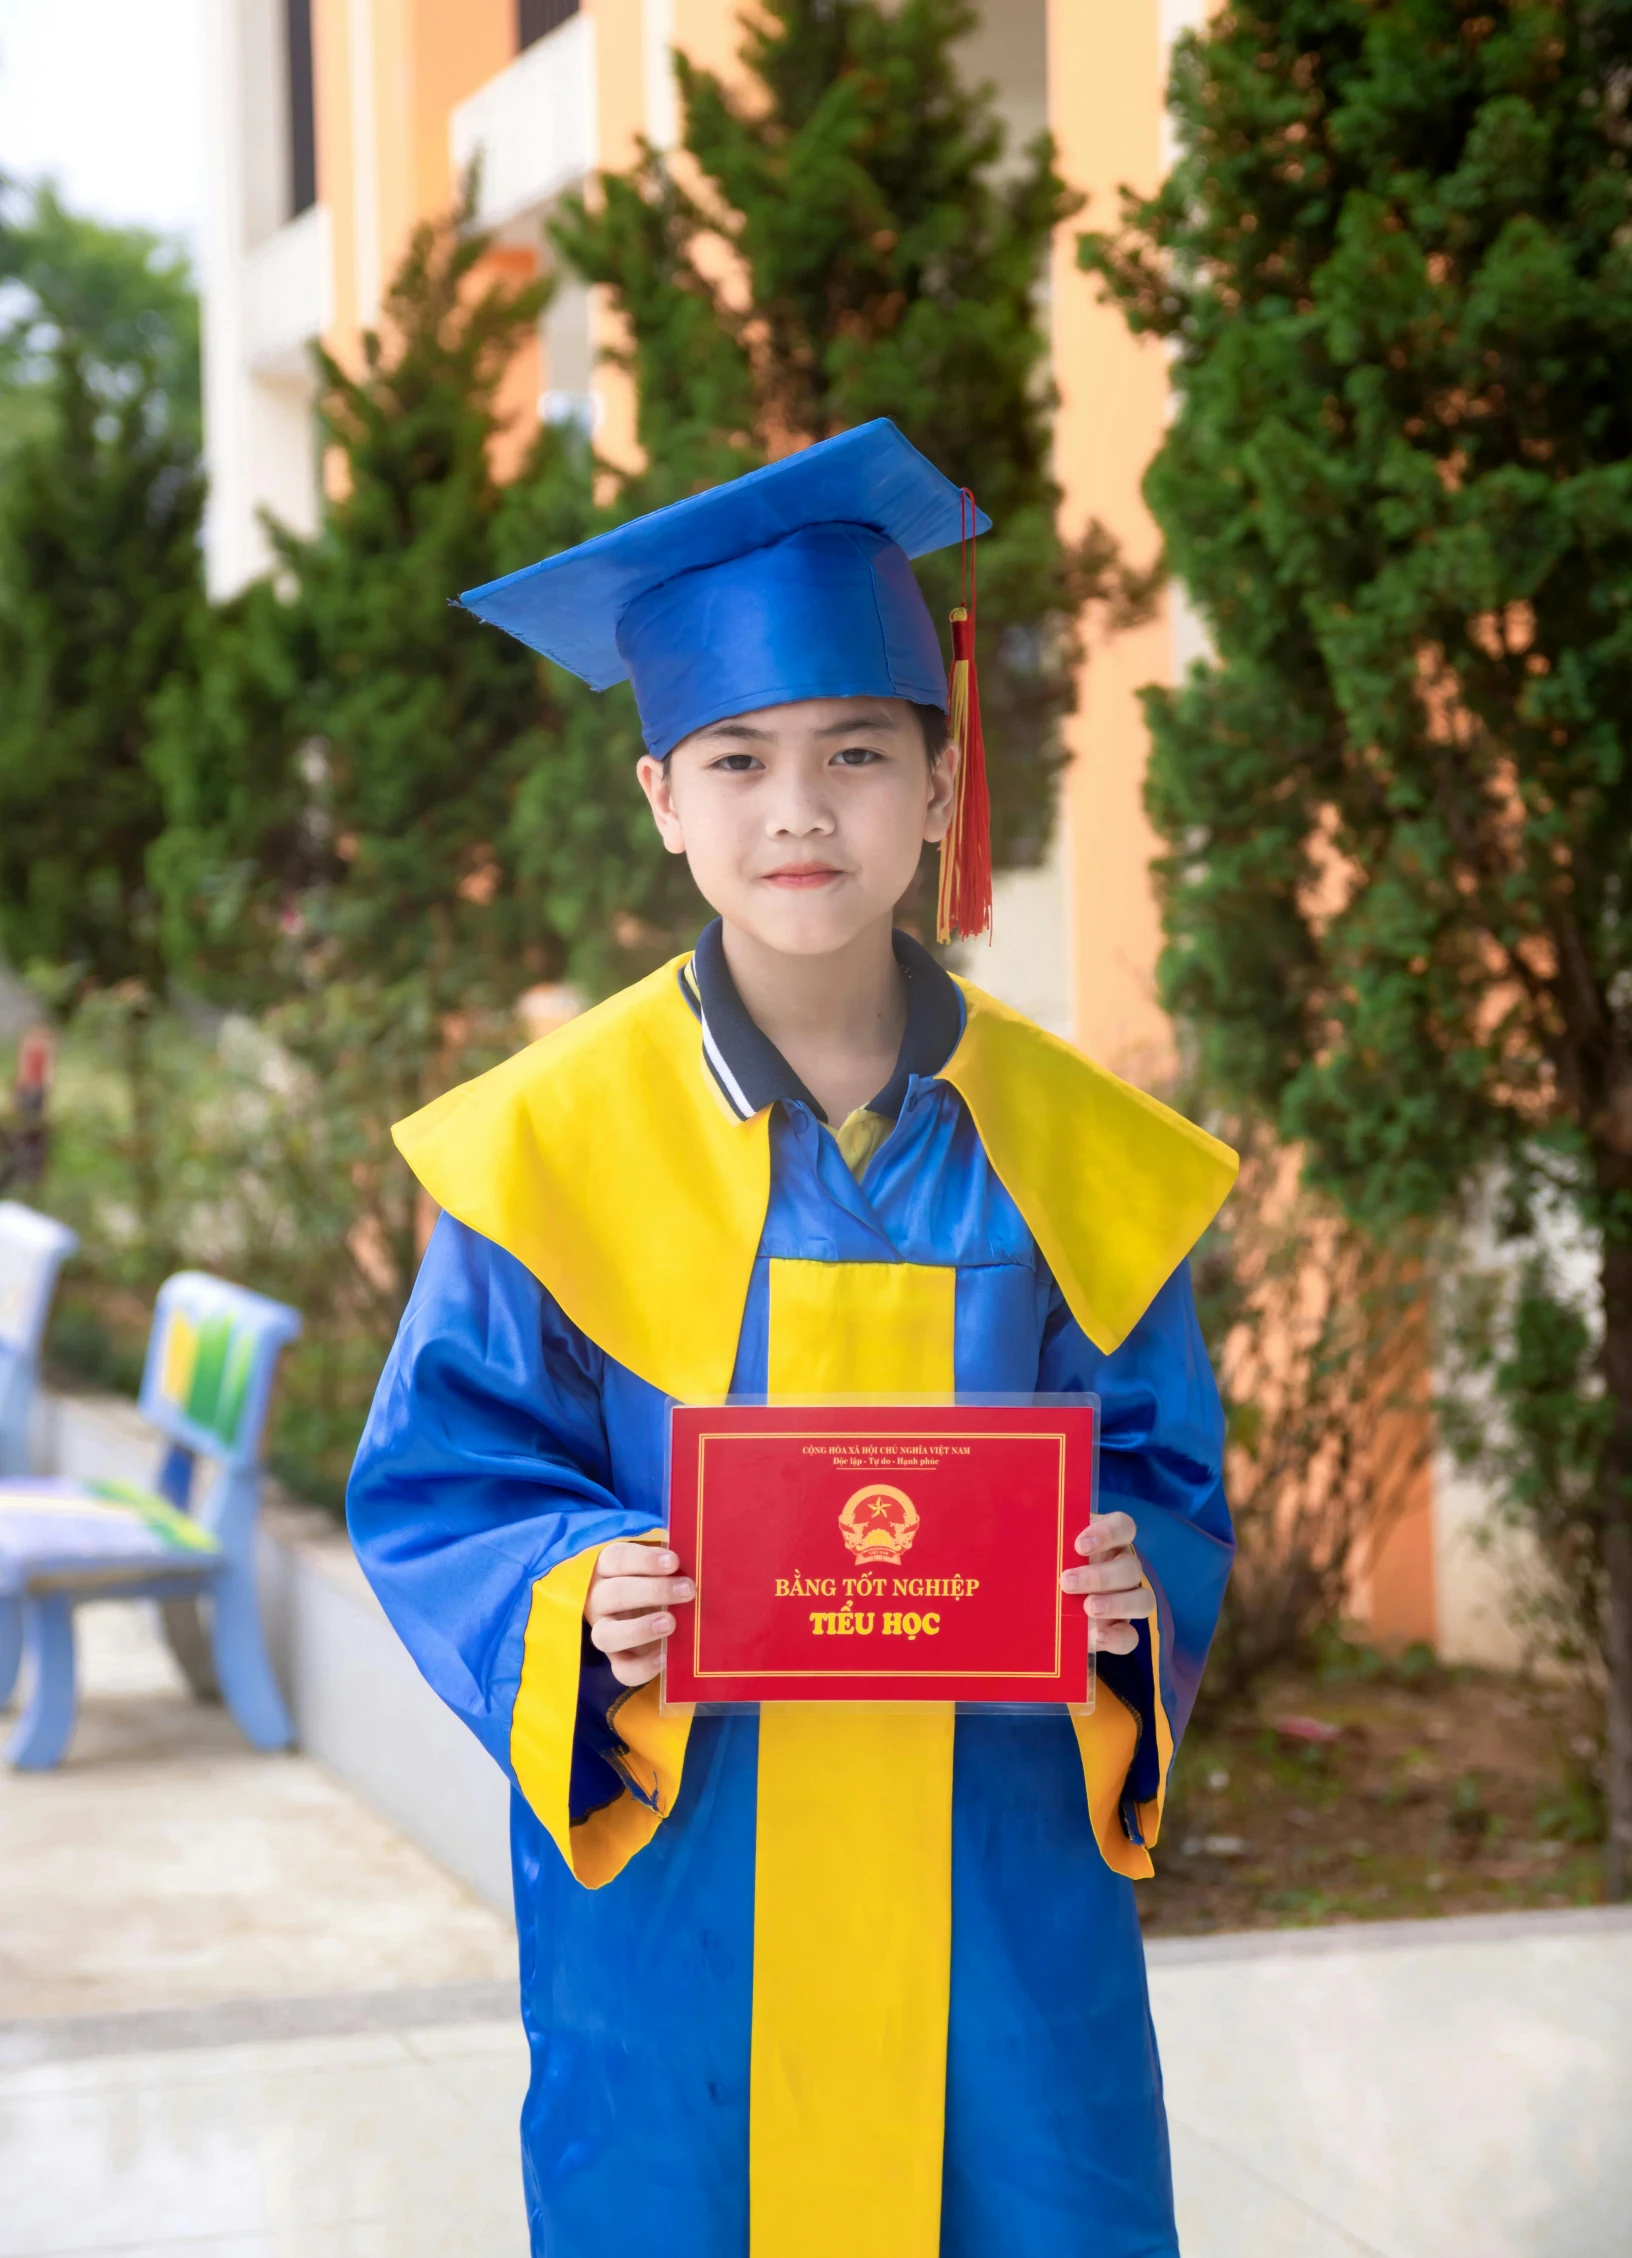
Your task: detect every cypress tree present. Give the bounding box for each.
[151,199,606,1294]
[1083,0,1632,1892]
[544,0,1124,918]
[154,205,582,1022]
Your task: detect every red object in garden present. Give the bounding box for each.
[1272,1714,1344,1744]
[13,1027,54,1104]
[1,1024,56,1195]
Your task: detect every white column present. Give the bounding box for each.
[201,0,254,597]
[642,0,679,152]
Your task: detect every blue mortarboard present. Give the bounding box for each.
[457,419,991,759]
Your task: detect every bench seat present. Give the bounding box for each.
[0,1478,223,1593]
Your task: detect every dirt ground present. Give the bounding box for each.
[1138,1651,1607,1936]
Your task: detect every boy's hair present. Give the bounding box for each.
[912,703,950,765]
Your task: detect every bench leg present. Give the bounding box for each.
[160,1596,221,1701]
[209,1562,293,1751]
[7,1593,78,1769]
[0,1595,20,1707]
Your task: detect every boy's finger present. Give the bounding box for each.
[1088,1619,1140,1656]
[608,1643,663,1687]
[1073,1511,1137,1558]
[597,1540,678,1579]
[1083,1586,1155,1621]
[1060,1557,1145,1598]
[590,1609,676,1655]
[587,1574,695,1620]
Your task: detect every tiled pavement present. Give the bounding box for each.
[0,2008,531,2258]
[4,1604,1629,2257]
[1154,1907,1632,2258]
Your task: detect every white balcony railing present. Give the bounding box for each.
[451,12,598,233]
[243,203,334,377]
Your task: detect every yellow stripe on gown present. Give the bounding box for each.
[753,1258,958,2258]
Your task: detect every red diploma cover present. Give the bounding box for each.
[661,1401,1096,1706]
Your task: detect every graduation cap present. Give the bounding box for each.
[458,419,995,942]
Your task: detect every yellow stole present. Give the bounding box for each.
[394,956,1236,2258]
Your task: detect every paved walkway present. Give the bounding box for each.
[1155,1909,1631,2257]
[2,2005,530,2258]
[4,1604,1629,2256]
[0,1603,514,2021]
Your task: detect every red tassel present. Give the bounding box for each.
[936,492,993,944]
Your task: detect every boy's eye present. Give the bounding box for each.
[708,752,763,773]
[831,745,884,767]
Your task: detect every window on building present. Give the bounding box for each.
[285,0,317,217]
[517,0,580,52]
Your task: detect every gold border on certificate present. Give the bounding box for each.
[689,1428,1069,1682]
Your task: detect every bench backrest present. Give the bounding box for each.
[0,1203,80,1474]
[140,1271,303,1482]
[0,1201,79,1365]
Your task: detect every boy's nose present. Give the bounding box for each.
[765,788,836,836]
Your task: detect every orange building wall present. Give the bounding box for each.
[313,0,538,470]
[1046,0,1176,1089]
[586,0,759,474]
[672,0,751,85]
[585,0,650,471]
[595,0,651,174]
[405,0,514,219]
[312,0,359,343]
[1366,1469,1440,1649]
[1359,1293,1440,1649]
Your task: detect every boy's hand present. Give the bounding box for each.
[1059,1510,1154,1657]
[584,1535,694,1688]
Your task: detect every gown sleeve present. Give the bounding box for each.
[1037,1255,1233,1864]
[346,1212,689,1888]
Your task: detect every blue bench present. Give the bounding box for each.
[0,1269,302,1768]
[0,1201,79,1478]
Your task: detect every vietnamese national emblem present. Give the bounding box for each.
[838,1482,920,1566]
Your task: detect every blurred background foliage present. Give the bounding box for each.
[0,0,1119,1508]
[0,177,200,468]
[20,992,394,1507]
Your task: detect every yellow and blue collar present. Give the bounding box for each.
[677,919,964,1127]
[393,952,1238,1395]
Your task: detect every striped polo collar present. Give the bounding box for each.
[678,917,964,1125]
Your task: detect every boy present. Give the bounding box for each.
[348,421,1236,2258]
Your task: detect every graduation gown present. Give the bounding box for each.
[348,931,1236,2258]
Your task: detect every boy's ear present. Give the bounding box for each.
[923,735,958,846]
[636,753,688,856]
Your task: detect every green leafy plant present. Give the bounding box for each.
[1084,0,1632,1895]
[0,336,204,1253]
[1438,1222,1610,1844]
[0,177,199,466]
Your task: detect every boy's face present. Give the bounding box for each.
[637,697,956,957]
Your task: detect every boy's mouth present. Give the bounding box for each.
[760,863,845,889]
